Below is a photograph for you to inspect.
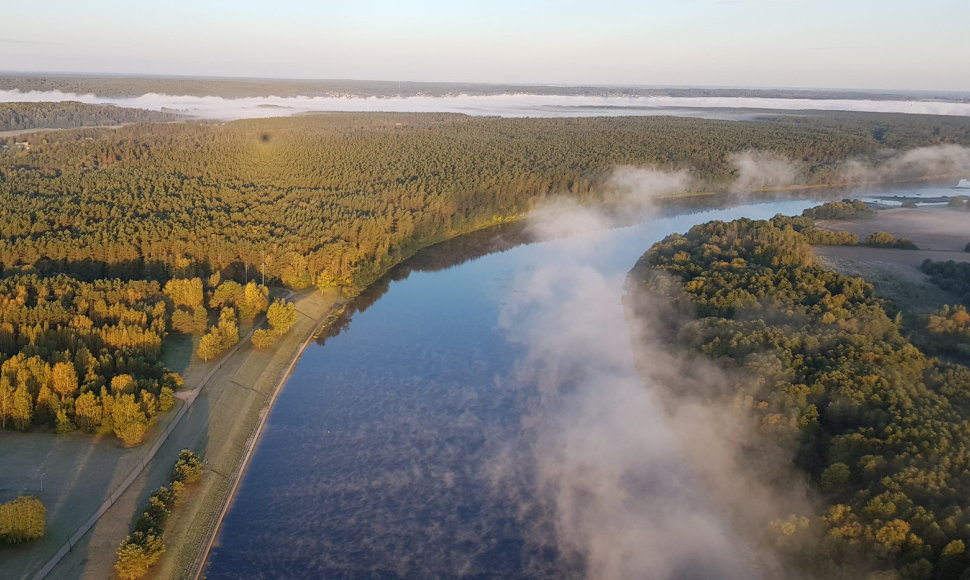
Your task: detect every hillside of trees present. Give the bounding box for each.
[0,102,181,132]
[628,213,970,578]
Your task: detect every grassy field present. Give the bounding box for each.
[815,207,970,314]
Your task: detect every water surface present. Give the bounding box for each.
[205,191,932,578]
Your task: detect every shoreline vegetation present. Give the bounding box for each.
[0,108,968,578]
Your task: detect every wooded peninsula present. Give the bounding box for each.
[628,203,970,579]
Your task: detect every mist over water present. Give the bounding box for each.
[492,205,755,579]
[205,188,832,578]
[4,89,970,120]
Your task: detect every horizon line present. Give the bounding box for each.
[2,70,969,97]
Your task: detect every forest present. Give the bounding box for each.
[0,102,181,132]
[628,210,970,578]
[1,110,969,446]
[2,110,969,291]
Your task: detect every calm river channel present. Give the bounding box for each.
[205,186,949,578]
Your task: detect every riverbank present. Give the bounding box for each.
[173,186,964,579]
[28,290,340,579]
[17,182,956,579]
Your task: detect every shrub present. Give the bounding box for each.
[802,199,873,220]
[865,232,917,249]
[251,328,278,349]
[0,495,46,544]
[172,449,203,483]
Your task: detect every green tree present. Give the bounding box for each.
[172,449,203,483]
[0,376,13,429]
[240,281,269,319]
[267,300,297,335]
[10,384,32,431]
[51,361,78,398]
[196,333,221,362]
[251,328,277,349]
[821,462,851,492]
[114,533,164,579]
[163,278,203,310]
[112,394,148,446]
[0,495,46,544]
[875,519,911,552]
[74,390,102,433]
[110,374,136,394]
[159,387,175,412]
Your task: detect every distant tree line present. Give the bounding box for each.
[2,113,967,294]
[0,102,180,132]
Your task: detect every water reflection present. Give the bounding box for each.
[205,185,945,579]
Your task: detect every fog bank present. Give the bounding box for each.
[491,176,815,578]
[3,89,970,120]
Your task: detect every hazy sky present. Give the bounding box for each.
[3,0,968,91]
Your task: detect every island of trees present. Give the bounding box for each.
[628,206,970,578]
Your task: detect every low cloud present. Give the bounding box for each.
[2,89,970,120]
[606,166,694,208]
[729,150,801,193]
[491,177,814,578]
[841,144,970,185]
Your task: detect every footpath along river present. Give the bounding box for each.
[203,187,949,578]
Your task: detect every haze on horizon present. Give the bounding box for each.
[3,0,969,93]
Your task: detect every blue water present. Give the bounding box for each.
[204,197,855,578]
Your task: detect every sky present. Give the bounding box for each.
[3,0,968,91]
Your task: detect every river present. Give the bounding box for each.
[202,189,942,578]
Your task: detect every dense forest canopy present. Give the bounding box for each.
[628,212,970,578]
[0,110,968,446]
[0,102,181,132]
[2,111,968,290]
